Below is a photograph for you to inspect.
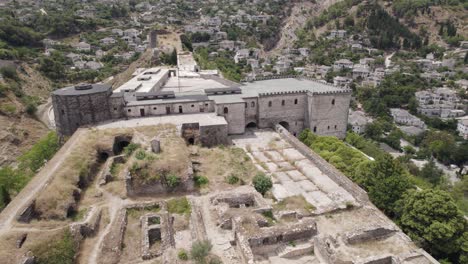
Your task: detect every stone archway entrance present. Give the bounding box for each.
[279,121,290,131]
[246,122,257,129]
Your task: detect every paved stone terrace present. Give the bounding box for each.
[231,129,358,214]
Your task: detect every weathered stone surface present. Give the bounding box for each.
[345,226,397,245]
[151,139,161,153]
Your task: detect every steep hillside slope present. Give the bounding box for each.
[0,63,51,166]
[265,0,343,57]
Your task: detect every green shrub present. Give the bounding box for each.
[194,175,209,187]
[123,143,139,156]
[18,132,60,172]
[252,173,272,195]
[226,174,239,185]
[190,240,212,264]
[135,149,146,160]
[166,174,180,188]
[178,249,189,260]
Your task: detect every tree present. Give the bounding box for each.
[364,121,383,140]
[354,154,411,215]
[422,131,456,165]
[398,189,466,261]
[451,142,468,175]
[252,173,272,195]
[420,159,444,186]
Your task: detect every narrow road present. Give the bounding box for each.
[0,129,85,236]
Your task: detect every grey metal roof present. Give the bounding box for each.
[53,84,111,96]
[240,78,348,96]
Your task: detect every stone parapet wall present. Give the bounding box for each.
[275,124,369,204]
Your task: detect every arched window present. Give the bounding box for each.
[251,101,255,107]
[179,106,183,113]
[313,126,317,132]
[281,100,285,106]
[223,107,228,114]
[327,126,330,130]
[153,107,157,110]
[268,101,272,107]
[332,99,335,105]
[334,125,337,129]
[294,99,298,105]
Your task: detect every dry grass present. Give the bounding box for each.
[129,128,190,186]
[273,195,316,214]
[34,125,177,220]
[195,146,260,190]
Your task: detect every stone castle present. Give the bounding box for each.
[52,54,351,144]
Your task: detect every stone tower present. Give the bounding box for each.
[52,83,113,136]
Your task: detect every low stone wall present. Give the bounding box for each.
[17,200,36,223]
[100,209,128,264]
[80,208,102,237]
[275,124,369,204]
[233,217,255,264]
[248,218,317,248]
[189,198,208,241]
[126,163,195,197]
[356,255,396,264]
[99,155,125,186]
[345,227,397,245]
[210,186,268,208]
[314,235,350,264]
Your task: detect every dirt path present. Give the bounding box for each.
[0,129,86,235]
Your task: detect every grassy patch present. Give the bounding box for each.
[31,230,76,264]
[261,210,276,225]
[0,103,16,114]
[123,143,140,157]
[196,146,259,188]
[167,197,191,216]
[70,208,88,221]
[127,204,161,218]
[148,216,160,225]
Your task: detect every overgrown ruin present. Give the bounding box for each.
[0,124,440,264]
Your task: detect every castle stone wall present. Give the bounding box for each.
[257,93,307,135]
[199,124,228,147]
[216,102,246,134]
[52,88,112,136]
[307,91,351,139]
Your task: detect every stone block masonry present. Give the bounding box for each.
[275,124,370,204]
[53,75,352,143]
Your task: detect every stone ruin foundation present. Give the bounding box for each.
[140,212,175,260]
